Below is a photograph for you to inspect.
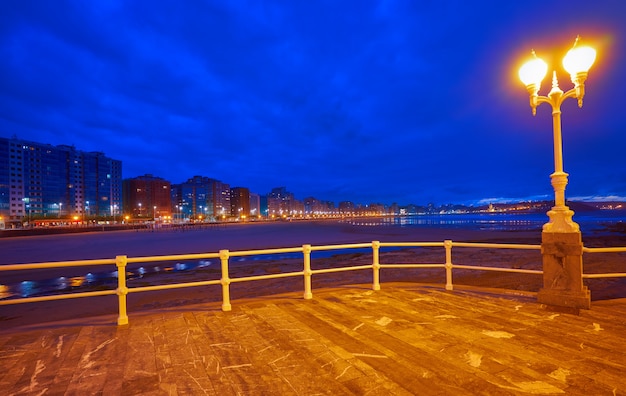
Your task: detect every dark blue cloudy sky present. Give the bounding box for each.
[1,1,625,206]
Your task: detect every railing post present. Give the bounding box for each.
[444,240,453,291]
[372,241,381,291]
[303,244,313,300]
[115,255,129,326]
[220,249,232,311]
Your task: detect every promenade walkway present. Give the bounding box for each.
[1,283,625,395]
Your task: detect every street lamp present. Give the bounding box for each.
[518,36,596,233]
[518,36,596,310]
[22,198,31,226]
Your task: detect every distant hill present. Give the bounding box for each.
[568,201,601,212]
[471,200,625,214]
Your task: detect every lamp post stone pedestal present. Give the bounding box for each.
[538,231,590,312]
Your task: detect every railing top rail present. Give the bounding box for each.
[226,246,305,257]
[583,272,626,279]
[0,258,116,272]
[310,243,372,251]
[379,242,444,247]
[451,242,541,250]
[227,243,378,256]
[583,246,626,253]
[126,252,221,264]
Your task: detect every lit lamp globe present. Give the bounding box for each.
[563,44,596,107]
[518,56,548,88]
[563,45,596,75]
[518,55,547,115]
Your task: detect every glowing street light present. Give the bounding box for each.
[176,205,183,222]
[518,36,596,233]
[518,36,596,310]
[22,197,31,225]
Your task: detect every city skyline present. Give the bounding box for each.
[1,2,626,205]
[7,133,626,218]
[1,133,624,227]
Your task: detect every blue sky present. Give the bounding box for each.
[1,1,625,206]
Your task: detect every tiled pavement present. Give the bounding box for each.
[1,283,625,395]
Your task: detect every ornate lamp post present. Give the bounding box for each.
[518,36,596,310]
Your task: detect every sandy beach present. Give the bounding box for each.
[1,220,625,330]
[0,220,545,263]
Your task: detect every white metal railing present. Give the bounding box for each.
[0,239,623,326]
[582,246,626,279]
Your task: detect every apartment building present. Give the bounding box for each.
[0,136,122,223]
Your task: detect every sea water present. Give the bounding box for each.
[345,211,625,235]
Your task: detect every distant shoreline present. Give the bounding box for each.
[1,218,292,238]
[2,211,625,239]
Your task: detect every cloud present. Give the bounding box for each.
[1,0,625,206]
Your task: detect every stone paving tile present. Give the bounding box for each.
[0,284,625,395]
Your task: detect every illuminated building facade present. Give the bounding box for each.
[211,179,231,219]
[267,186,294,217]
[171,176,230,220]
[304,196,335,215]
[249,192,261,218]
[338,201,355,214]
[230,187,250,218]
[122,174,171,219]
[0,136,122,223]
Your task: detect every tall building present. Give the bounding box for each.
[249,192,261,218]
[171,176,208,221]
[122,174,171,219]
[0,136,122,223]
[171,176,230,221]
[304,196,332,215]
[267,187,294,217]
[266,187,306,218]
[211,179,231,219]
[230,187,250,218]
[338,201,356,214]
